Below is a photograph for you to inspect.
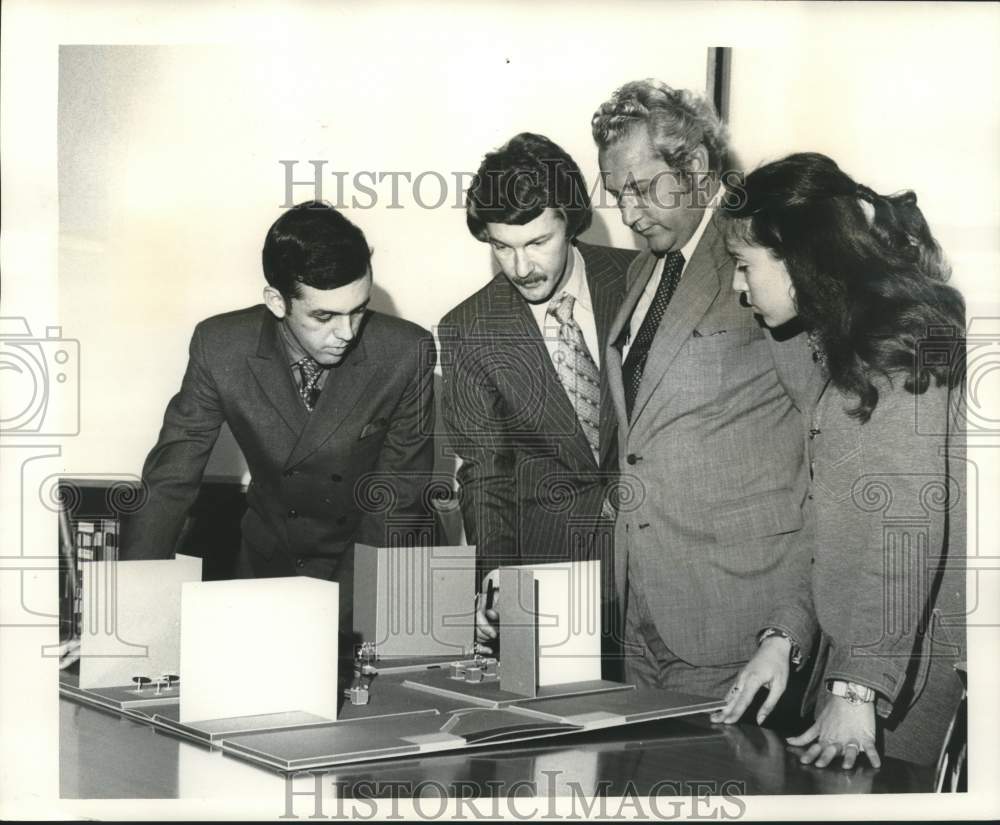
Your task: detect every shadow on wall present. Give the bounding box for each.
[368,282,399,318]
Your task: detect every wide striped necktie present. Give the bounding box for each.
[547,291,601,464]
[623,250,685,420]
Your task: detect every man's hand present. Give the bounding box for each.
[474,571,499,656]
[786,695,881,770]
[710,634,791,725]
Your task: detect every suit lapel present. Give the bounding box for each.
[765,328,826,416]
[805,354,829,413]
[490,276,596,470]
[628,221,729,429]
[605,251,658,436]
[808,367,831,413]
[286,315,377,470]
[580,243,624,360]
[247,313,309,436]
[580,243,626,467]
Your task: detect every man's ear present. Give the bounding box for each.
[690,144,710,175]
[263,286,288,319]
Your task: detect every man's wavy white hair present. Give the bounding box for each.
[592,79,730,178]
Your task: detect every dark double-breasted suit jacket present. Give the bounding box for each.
[439,241,636,585]
[123,305,437,582]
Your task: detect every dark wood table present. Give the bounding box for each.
[60,696,933,801]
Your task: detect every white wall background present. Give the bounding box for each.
[54,5,1000,484]
[727,16,1000,315]
[4,3,1000,819]
[57,31,707,479]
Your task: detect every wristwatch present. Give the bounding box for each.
[827,679,876,704]
[757,627,803,667]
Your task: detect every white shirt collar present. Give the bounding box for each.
[565,245,590,311]
[531,244,589,323]
[678,183,723,265]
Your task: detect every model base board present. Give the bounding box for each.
[60,663,724,773]
[402,669,632,708]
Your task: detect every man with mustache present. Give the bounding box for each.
[440,133,636,661]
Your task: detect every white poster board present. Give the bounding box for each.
[179,576,339,723]
[506,559,602,687]
[78,554,202,689]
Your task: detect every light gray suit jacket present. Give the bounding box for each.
[606,216,819,667]
[804,373,966,764]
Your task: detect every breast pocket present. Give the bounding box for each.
[677,326,769,403]
[352,419,388,469]
[359,418,389,440]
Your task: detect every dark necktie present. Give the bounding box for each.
[295,357,324,411]
[622,250,685,420]
[547,292,601,464]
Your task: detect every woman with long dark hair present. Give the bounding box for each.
[713,153,966,769]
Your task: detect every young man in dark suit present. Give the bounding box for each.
[123,202,436,599]
[439,133,636,656]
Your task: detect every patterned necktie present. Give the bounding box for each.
[295,357,324,411]
[547,292,601,464]
[623,250,685,420]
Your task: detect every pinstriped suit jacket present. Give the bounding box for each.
[440,241,636,581]
[606,217,819,668]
